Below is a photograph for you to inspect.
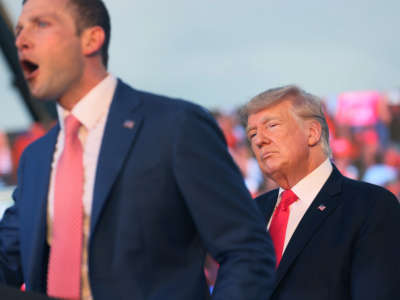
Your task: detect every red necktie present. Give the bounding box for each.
[47,115,83,299]
[269,189,298,267]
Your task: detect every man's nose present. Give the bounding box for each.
[254,132,270,148]
[15,29,32,51]
[253,134,264,148]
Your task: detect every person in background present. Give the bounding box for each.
[0,0,276,299]
[11,123,47,183]
[243,85,400,300]
[0,131,12,186]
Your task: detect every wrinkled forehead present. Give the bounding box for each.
[246,100,295,130]
[247,99,294,121]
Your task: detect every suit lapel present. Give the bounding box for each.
[275,167,344,287]
[25,125,59,291]
[90,80,143,234]
[259,190,278,222]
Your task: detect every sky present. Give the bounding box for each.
[1,0,399,130]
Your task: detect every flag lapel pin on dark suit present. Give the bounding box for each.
[123,120,135,129]
[317,204,326,211]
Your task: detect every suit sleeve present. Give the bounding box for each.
[172,105,275,300]
[0,152,25,286]
[351,187,400,299]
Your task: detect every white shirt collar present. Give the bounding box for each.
[279,158,333,203]
[57,74,117,130]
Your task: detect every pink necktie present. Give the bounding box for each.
[269,189,298,267]
[48,115,83,299]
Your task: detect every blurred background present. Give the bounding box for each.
[0,0,399,215]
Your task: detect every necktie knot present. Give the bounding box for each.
[279,189,298,211]
[64,115,81,138]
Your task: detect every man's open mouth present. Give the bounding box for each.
[21,59,39,79]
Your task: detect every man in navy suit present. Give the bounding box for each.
[0,0,275,299]
[244,85,400,300]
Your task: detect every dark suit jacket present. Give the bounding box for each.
[0,284,56,300]
[256,166,400,300]
[0,80,275,300]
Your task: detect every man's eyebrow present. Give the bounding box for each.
[246,116,275,133]
[15,24,22,34]
[246,126,255,134]
[15,13,61,34]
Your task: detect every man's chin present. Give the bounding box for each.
[29,87,57,102]
[262,158,280,171]
[262,162,282,179]
[31,94,54,102]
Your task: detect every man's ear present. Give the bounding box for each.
[307,119,322,147]
[81,26,105,57]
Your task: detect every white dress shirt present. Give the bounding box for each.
[47,74,117,222]
[46,74,117,299]
[268,158,333,253]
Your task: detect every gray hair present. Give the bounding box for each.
[242,85,332,158]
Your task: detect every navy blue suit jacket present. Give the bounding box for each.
[0,80,275,300]
[256,166,400,300]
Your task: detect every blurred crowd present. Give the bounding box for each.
[0,123,47,187]
[213,89,400,200]
[0,89,399,201]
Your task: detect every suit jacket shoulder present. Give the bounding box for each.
[117,79,212,119]
[340,174,398,206]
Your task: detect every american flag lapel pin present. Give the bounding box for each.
[123,120,135,129]
[317,204,326,212]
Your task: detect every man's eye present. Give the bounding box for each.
[37,21,49,28]
[248,133,256,140]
